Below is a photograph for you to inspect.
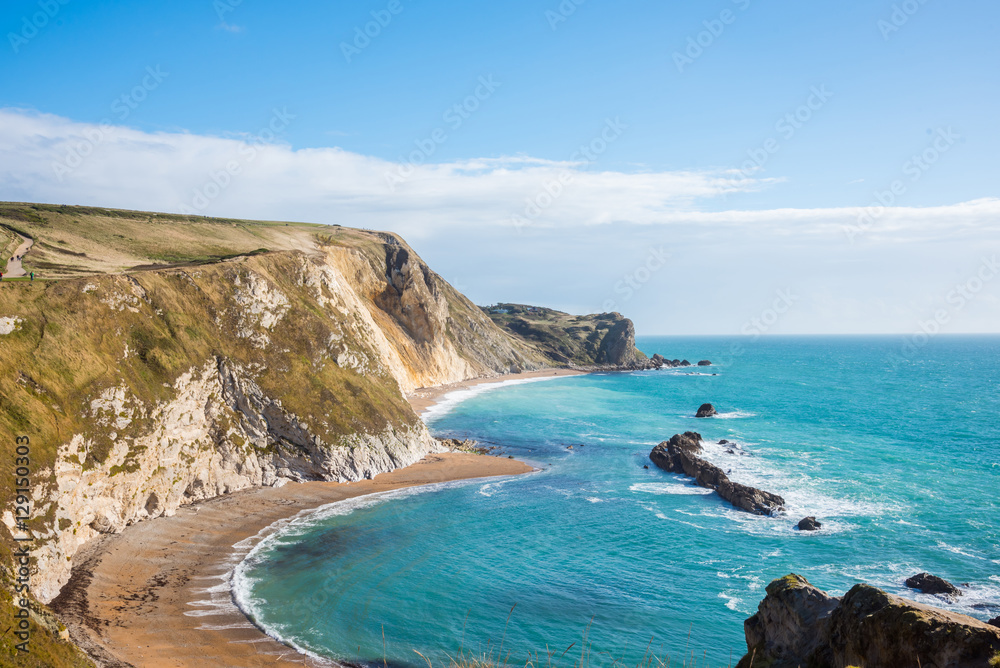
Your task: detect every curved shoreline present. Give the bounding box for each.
[407,368,586,416]
[53,453,534,668]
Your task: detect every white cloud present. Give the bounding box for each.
[2,108,997,245]
[2,108,998,334]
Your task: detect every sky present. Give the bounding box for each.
[1,0,998,335]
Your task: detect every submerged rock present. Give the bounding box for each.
[905,572,962,598]
[649,432,784,516]
[797,516,822,531]
[696,403,717,418]
[737,574,1000,668]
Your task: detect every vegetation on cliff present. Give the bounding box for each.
[482,303,648,367]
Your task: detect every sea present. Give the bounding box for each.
[232,335,1000,667]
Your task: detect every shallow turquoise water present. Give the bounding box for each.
[235,336,1000,667]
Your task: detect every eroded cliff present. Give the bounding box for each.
[0,207,549,605]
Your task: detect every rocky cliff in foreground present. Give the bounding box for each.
[738,574,1000,668]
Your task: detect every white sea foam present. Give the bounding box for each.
[421,375,576,423]
[694,439,903,529]
[935,540,989,561]
[718,592,743,611]
[815,561,1000,622]
[227,478,506,665]
[712,410,756,419]
[629,482,715,496]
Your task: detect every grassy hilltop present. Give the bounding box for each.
[484,302,649,367]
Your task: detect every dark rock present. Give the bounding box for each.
[719,479,786,516]
[643,464,649,469]
[726,448,736,454]
[671,359,681,366]
[649,432,784,516]
[697,360,712,366]
[696,403,717,418]
[905,572,962,598]
[650,353,666,368]
[596,318,641,366]
[737,575,1000,668]
[797,516,822,531]
[719,439,730,445]
[680,359,691,366]
[989,616,1000,628]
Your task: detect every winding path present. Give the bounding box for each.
[4,233,33,277]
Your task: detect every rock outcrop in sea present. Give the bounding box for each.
[906,572,963,598]
[797,516,822,531]
[649,432,785,515]
[737,574,1000,668]
[696,403,717,417]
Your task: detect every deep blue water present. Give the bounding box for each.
[234,335,1000,667]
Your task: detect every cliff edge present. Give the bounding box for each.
[0,203,551,608]
[483,302,649,368]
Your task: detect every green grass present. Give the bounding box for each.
[0,569,94,667]
[484,303,634,366]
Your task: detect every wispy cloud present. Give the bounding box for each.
[2,108,998,334]
[2,108,996,246]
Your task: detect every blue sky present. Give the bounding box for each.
[2,0,998,334]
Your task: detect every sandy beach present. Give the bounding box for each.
[53,452,533,667]
[406,368,585,415]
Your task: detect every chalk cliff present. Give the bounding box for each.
[0,208,551,604]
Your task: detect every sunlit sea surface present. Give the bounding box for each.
[234,335,1000,667]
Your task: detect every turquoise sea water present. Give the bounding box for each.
[234,336,1000,667]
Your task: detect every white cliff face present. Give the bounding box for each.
[8,238,540,604]
[26,359,439,603]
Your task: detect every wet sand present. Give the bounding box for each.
[53,453,533,667]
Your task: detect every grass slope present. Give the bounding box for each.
[483,303,639,366]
